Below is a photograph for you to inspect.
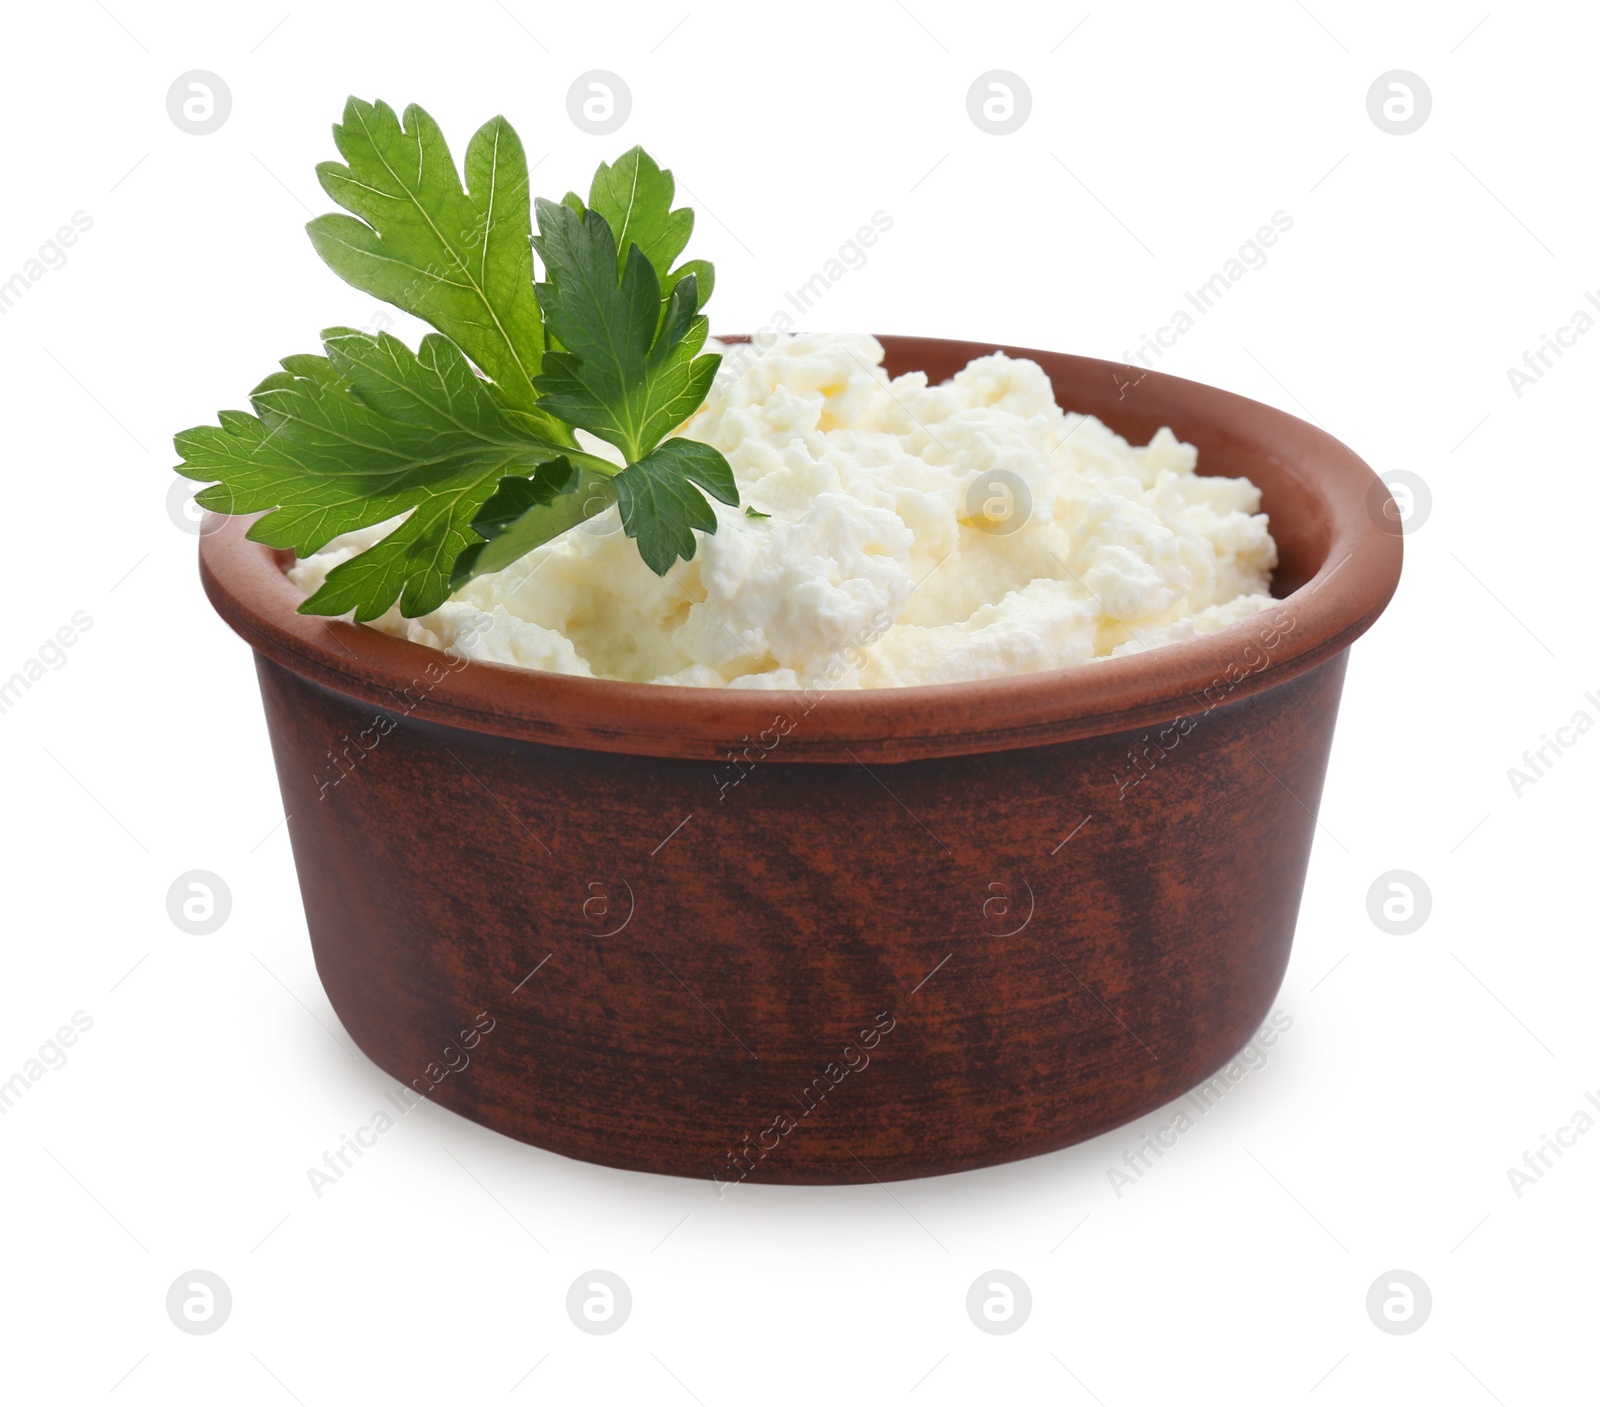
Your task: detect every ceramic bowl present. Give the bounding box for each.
[198,335,1401,1184]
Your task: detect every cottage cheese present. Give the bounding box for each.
[289,333,1278,689]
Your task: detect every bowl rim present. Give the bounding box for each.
[197,334,1403,764]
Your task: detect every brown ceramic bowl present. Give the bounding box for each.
[199,335,1401,1185]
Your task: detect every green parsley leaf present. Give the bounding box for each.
[450,458,620,585]
[471,458,579,537]
[615,438,739,574]
[306,99,563,437]
[586,146,715,313]
[176,328,586,619]
[532,197,721,462]
[530,192,739,571]
[176,100,742,618]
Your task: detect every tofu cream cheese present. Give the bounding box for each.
[288,333,1278,689]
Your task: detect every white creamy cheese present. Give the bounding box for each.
[288,333,1278,689]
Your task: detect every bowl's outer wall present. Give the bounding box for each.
[257,647,1348,1184]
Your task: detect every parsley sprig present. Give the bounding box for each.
[176,98,737,620]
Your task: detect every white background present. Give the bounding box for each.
[1,0,1595,1401]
